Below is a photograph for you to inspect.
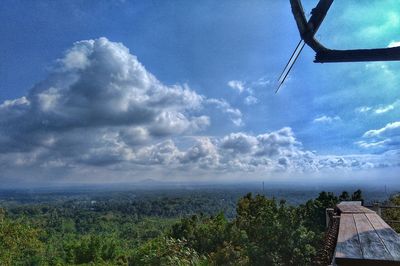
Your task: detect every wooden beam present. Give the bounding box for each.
[290,0,400,63]
[290,0,309,37]
[335,214,363,260]
[308,0,334,34]
[290,0,328,52]
[354,213,393,261]
[366,213,400,261]
[315,47,400,63]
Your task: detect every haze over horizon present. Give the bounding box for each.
[1,1,400,186]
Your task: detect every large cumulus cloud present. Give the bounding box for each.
[0,38,214,153]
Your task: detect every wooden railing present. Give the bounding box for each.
[365,204,400,224]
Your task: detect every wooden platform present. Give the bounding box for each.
[337,201,375,214]
[334,202,400,265]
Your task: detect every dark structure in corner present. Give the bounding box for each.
[277,0,400,91]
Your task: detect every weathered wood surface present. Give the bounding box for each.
[315,47,400,63]
[338,201,362,206]
[334,202,400,265]
[366,213,400,261]
[337,203,375,214]
[335,214,362,260]
[354,213,393,261]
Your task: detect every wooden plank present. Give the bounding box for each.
[335,214,363,260]
[307,0,334,34]
[366,213,400,261]
[289,0,327,52]
[337,204,374,214]
[353,213,393,261]
[315,46,400,63]
[338,201,362,206]
[290,0,309,37]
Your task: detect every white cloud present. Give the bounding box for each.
[227,80,245,93]
[0,124,396,182]
[252,77,270,87]
[358,121,400,151]
[227,79,261,105]
[356,139,391,149]
[206,98,243,126]
[375,105,394,114]
[388,41,400,48]
[313,115,341,124]
[119,127,150,146]
[178,127,380,173]
[0,96,30,109]
[356,100,398,115]
[356,106,372,113]
[180,137,220,169]
[1,37,398,183]
[59,40,93,70]
[0,37,240,157]
[363,121,400,138]
[149,112,210,136]
[134,140,182,165]
[244,95,258,105]
[221,132,257,154]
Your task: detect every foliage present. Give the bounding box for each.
[0,188,368,265]
[130,237,207,266]
[171,213,229,254]
[351,189,363,202]
[234,194,318,266]
[383,194,400,233]
[338,191,350,201]
[0,215,44,265]
[170,193,322,266]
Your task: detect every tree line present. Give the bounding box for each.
[1,189,399,265]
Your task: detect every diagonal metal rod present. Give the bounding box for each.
[277,39,304,84]
[276,39,305,93]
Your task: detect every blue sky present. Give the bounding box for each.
[0,0,399,185]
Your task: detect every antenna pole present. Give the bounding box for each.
[276,40,305,93]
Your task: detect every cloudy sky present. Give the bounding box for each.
[1,0,400,186]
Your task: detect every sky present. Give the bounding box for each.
[0,0,400,186]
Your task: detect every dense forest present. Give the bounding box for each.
[0,188,399,265]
